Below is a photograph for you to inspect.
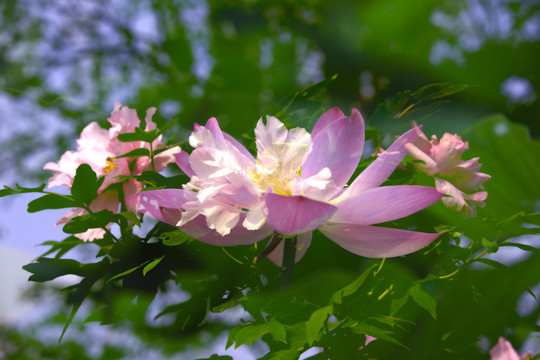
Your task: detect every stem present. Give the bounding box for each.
[149,142,155,172]
[281,236,297,289]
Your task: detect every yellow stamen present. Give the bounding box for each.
[103,157,118,173]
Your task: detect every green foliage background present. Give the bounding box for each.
[1,0,539,359]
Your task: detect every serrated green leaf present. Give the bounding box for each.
[27,193,81,213]
[71,164,100,205]
[160,230,193,246]
[63,210,117,234]
[116,147,150,159]
[306,305,333,345]
[409,283,437,319]
[143,255,165,276]
[0,183,46,197]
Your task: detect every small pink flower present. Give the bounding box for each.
[406,129,490,215]
[44,103,180,241]
[136,108,443,264]
[490,337,534,360]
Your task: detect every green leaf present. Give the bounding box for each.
[71,164,100,205]
[195,356,233,360]
[0,183,46,197]
[258,349,299,360]
[473,258,508,269]
[331,263,377,304]
[390,293,410,316]
[160,230,194,246]
[118,211,141,227]
[63,210,117,234]
[409,283,437,319]
[410,83,469,103]
[266,320,287,344]
[143,255,165,276]
[109,261,150,282]
[116,147,150,159]
[226,327,240,350]
[306,305,333,345]
[23,258,83,282]
[27,193,81,212]
[117,127,159,143]
[156,117,179,137]
[232,320,287,348]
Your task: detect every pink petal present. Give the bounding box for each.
[223,133,256,163]
[335,126,421,202]
[264,193,337,235]
[153,146,182,172]
[320,223,441,258]
[490,337,521,360]
[180,214,273,246]
[205,117,226,149]
[303,109,365,197]
[175,151,195,177]
[267,232,312,266]
[311,107,345,138]
[331,185,442,225]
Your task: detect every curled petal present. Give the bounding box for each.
[303,108,365,198]
[320,223,441,258]
[331,185,442,225]
[335,126,421,202]
[264,193,337,235]
[311,107,345,138]
[267,232,313,266]
[435,178,487,216]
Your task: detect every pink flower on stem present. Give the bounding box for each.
[44,103,180,241]
[406,129,490,216]
[490,337,534,360]
[135,108,443,264]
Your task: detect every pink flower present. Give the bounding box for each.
[44,103,180,241]
[406,129,490,216]
[490,337,534,360]
[136,108,443,264]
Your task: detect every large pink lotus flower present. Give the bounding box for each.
[490,337,534,360]
[44,102,180,241]
[135,108,443,264]
[406,129,490,216]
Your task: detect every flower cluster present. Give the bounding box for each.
[135,108,445,264]
[44,103,180,240]
[406,128,490,215]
